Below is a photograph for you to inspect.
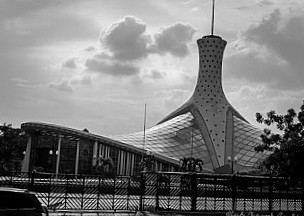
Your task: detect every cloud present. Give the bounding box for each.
[0,5,97,51]
[258,0,274,6]
[149,70,165,79]
[84,46,95,52]
[62,57,78,69]
[85,57,139,76]
[157,89,191,111]
[11,77,36,88]
[140,69,166,80]
[99,16,150,61]
[48,79,73,92]
[226,9,304,90]
[48,75,92,92]
[99,16,196,59]
[70,75,92,86]
[153,23,196,57]
[83,16,196,78]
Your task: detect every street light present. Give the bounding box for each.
[227,156,238,174]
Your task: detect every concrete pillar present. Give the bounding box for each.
[92,141,98,166]
[55,136,62,176]
[21,136,32,173]
[75,140,80,176]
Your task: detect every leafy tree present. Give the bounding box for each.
[255,104,304,179]
[0,123,27,172]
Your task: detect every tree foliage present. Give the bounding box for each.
[0,123,27,172]
[255,104,304,179]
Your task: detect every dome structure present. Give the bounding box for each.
[112,35,269,173]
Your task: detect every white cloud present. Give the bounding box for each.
[48,79,73,92]
[157,89,191,111]
[11,77,36,88]
[82,16,196,78]
[100,16,150,61]
[258,0,274,7]
[85,57,139,76]
[48,75,92,92]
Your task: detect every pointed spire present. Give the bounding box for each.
[211,0,215,35]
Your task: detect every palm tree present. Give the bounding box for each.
[95,155,114,175]
[140,152,155,171]
[179,157,203,173]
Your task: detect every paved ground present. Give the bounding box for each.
[49,210,136,216]
[48,211,296,216]
[48,210,227,216]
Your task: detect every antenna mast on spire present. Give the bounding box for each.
[211,0,215,35]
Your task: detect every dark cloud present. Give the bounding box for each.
[84,46,96,52]
[149,70,165,79]
[227,9,304,90]
[85,57,139,76]
[153,23,196,57]
[62,57,77,69]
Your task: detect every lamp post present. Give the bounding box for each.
[227,156,238,174]
[48,150,54,172]
[228,155,238,212]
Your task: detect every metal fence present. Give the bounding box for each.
[0,171,303,214]
[142,172,304,215]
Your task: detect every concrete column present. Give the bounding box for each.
[21,136,32,173]
[92,141,98,166]
[55,136,62,176]
[75,140,80,176]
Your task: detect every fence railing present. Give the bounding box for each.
[0,171,303,215]
[142,172,304,215]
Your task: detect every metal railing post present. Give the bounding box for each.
[139,172,145,211]
[231,174,236,212]
[301,178,304,215]
[65,174,68,209]
[81,175,85,210]
[30,170,36,190]
[191,173,197,212]
[269,177,273,212]
[155,173,159,210]
[97,176,101,210]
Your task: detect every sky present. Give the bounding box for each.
[1,0,304,136]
